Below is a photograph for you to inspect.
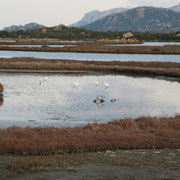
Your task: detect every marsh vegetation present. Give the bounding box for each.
[0,39,180,178]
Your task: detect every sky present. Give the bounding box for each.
[0,0,179,29]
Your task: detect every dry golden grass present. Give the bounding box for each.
[0,116,179,155]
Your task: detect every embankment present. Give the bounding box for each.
[0,57,180,78]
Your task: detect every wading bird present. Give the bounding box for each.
[43,77,48,81]
[94,81,99,86]
[103,81,109,89]
[93,95,105,104]
[72,81,79,88]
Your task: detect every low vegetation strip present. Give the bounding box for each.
[0,116,179,155]
[0,57,180,78]
[0,42,180,54]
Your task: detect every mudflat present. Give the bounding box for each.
[1,149,180,180]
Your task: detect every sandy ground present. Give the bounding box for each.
[1,149,180,180]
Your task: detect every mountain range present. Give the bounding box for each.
[169,2,180,13]
[83,7,180,32]
[2,23,45,32]
[71,3,180,27]
[70,7,128,27]
[1,2,180,33]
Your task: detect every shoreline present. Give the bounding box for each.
[1,149,180,179]
[0,116,179,178]
[0,116,179,154]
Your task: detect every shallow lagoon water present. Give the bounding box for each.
[48,40,85,43]
[0,45,75,48]
[0,40,16,43]
[0,50,180,62]
[0,73,180,128]
[105,42,180,47]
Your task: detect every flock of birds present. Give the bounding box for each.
[39,76,48,85]
[72,80,110,89]
[39,76,110,90]
[38,76,115,106]
[71,80,116,107]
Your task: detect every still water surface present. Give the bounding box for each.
[0,45,75,47]
[105,42,180,46]
[0,40,16,43]
[0,50,180,62]
[0,73,180,128]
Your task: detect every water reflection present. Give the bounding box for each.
[48,40,85,43]
[110,98,119,102]
[93,95,119,108]
[105,42,180,47]
[93,95,105,109]
[0,40,16,43]
[0,45,75,48]
[0,73,180,128]
[0,51,180,63]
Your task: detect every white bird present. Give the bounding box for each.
[72,81,79,88]
[103,81,109,89]
[43,76,48,81]
[94,81,99,86]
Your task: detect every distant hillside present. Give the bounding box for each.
[169,2,180,13]
[70,7,128,27]
[2,23,46,32]
[0,24,180,42]
[83,7,180,32]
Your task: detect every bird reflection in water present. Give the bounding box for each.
[93,95,119,108]
[110,98,119,102]
[93,95,105,109]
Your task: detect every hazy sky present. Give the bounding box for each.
[0,0,179,29]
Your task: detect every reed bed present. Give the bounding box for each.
[0,116,179,155]
[0,42,180,54]
[0,57,180,78]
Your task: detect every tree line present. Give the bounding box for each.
[0,26,180,41]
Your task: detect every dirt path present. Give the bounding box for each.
[1,149,180,180]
